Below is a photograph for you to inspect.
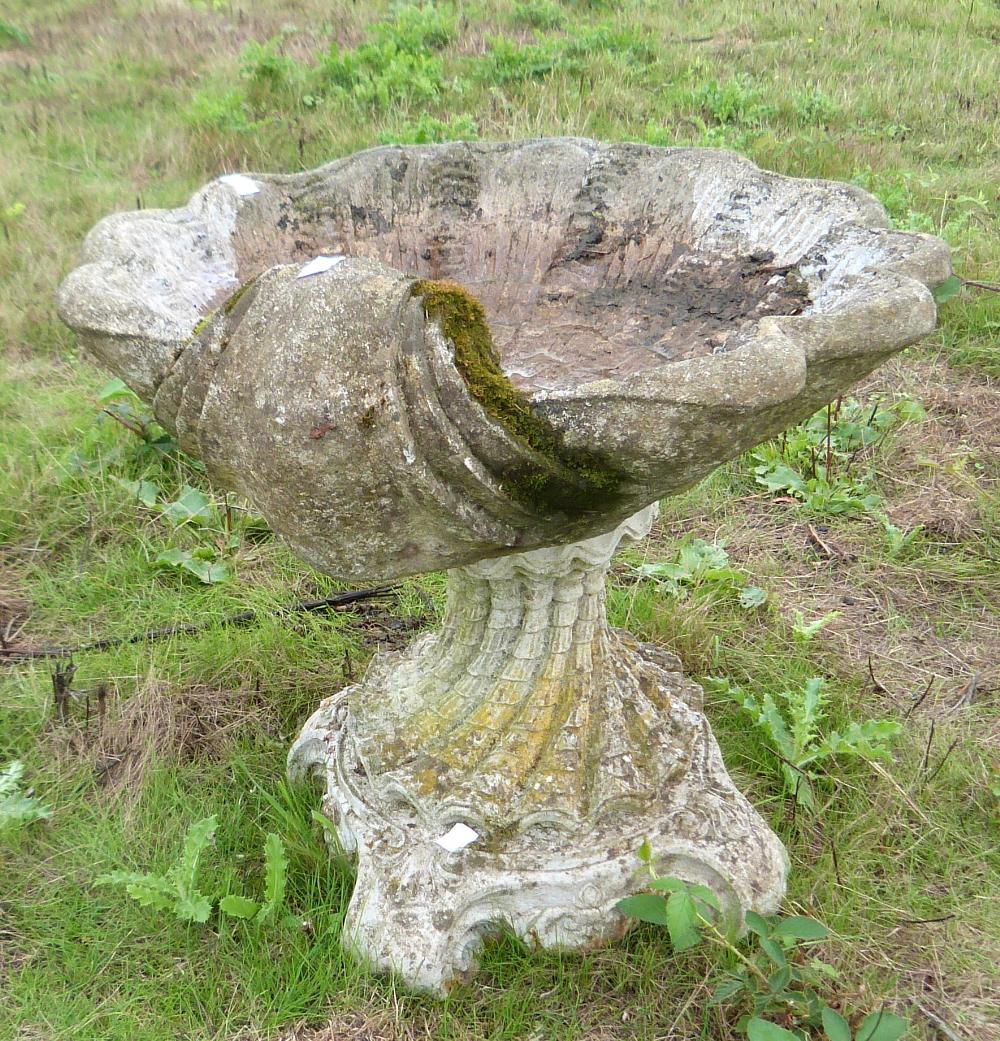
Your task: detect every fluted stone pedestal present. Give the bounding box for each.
[289,505,788,992]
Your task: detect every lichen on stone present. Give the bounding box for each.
[410,278,626,516]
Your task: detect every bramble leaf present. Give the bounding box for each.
[774,915,829,942]
[616,893,668,926]
[664,888,702,952]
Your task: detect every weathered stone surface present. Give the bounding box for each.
[288,506,787,993]
[58,139,949,994]
[58,139,951,580]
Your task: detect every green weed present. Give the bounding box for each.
[618,861,909,1041]
[708,677,901,809]
[0,760,51,834]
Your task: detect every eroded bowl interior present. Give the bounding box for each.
[221,140,893,395]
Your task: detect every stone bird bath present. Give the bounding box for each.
[58,139,950,992]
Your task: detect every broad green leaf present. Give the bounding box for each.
[855,1011,908,1041]
[760,936,787,967]
[665,888,701,952]
[220,894,260,919]
[709,974,746,1004]
[821,1007,852,1041]
[755,463,807,496]
[161,486,215,526]
[155,548,190,568]
[649,876,687,893]
[155,549,231,584]
[746,1017,801,1041]
[739,585,768,609]
[767,966,792,993]
[931,274,961,305]
[688,883,721,913]
[774,915,830,941]
[180,557,232,584]
[97,378,136,402]
[256,832,287,923]
[637,838,652,863]
[616,893,668,926]
[744,910,770,937]
[116,477,158,507]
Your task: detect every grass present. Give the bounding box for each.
[1,0,999,1039]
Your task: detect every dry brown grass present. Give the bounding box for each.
[44,671,280,795]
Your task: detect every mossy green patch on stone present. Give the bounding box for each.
[187,276,260,344]
[411,278,626,516]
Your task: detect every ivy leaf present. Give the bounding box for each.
[220,894,261,919]
[855,1011,908,1041]
[616,893,668,926]
[746,1018,802,1041]
[774,915,829,941]
[821,1008,852,1041]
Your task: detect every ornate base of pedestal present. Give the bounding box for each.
[289,506,788,993]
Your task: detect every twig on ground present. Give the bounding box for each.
[961,278,1000,294]
[868,759,935,827]
[913,1002,967,1041]
[923,738,961,785]
[920,720,937,776]
[904,674,936,720]
[0,587,396,662]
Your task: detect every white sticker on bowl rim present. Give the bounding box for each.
[297,255,347,279]
[434,822,479,853]
[219,173,261,196]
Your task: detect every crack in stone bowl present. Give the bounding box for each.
[57,138,951,580]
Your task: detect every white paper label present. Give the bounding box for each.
[219,173,261,196]
[434,822,479,852]
[297,255,346,279]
